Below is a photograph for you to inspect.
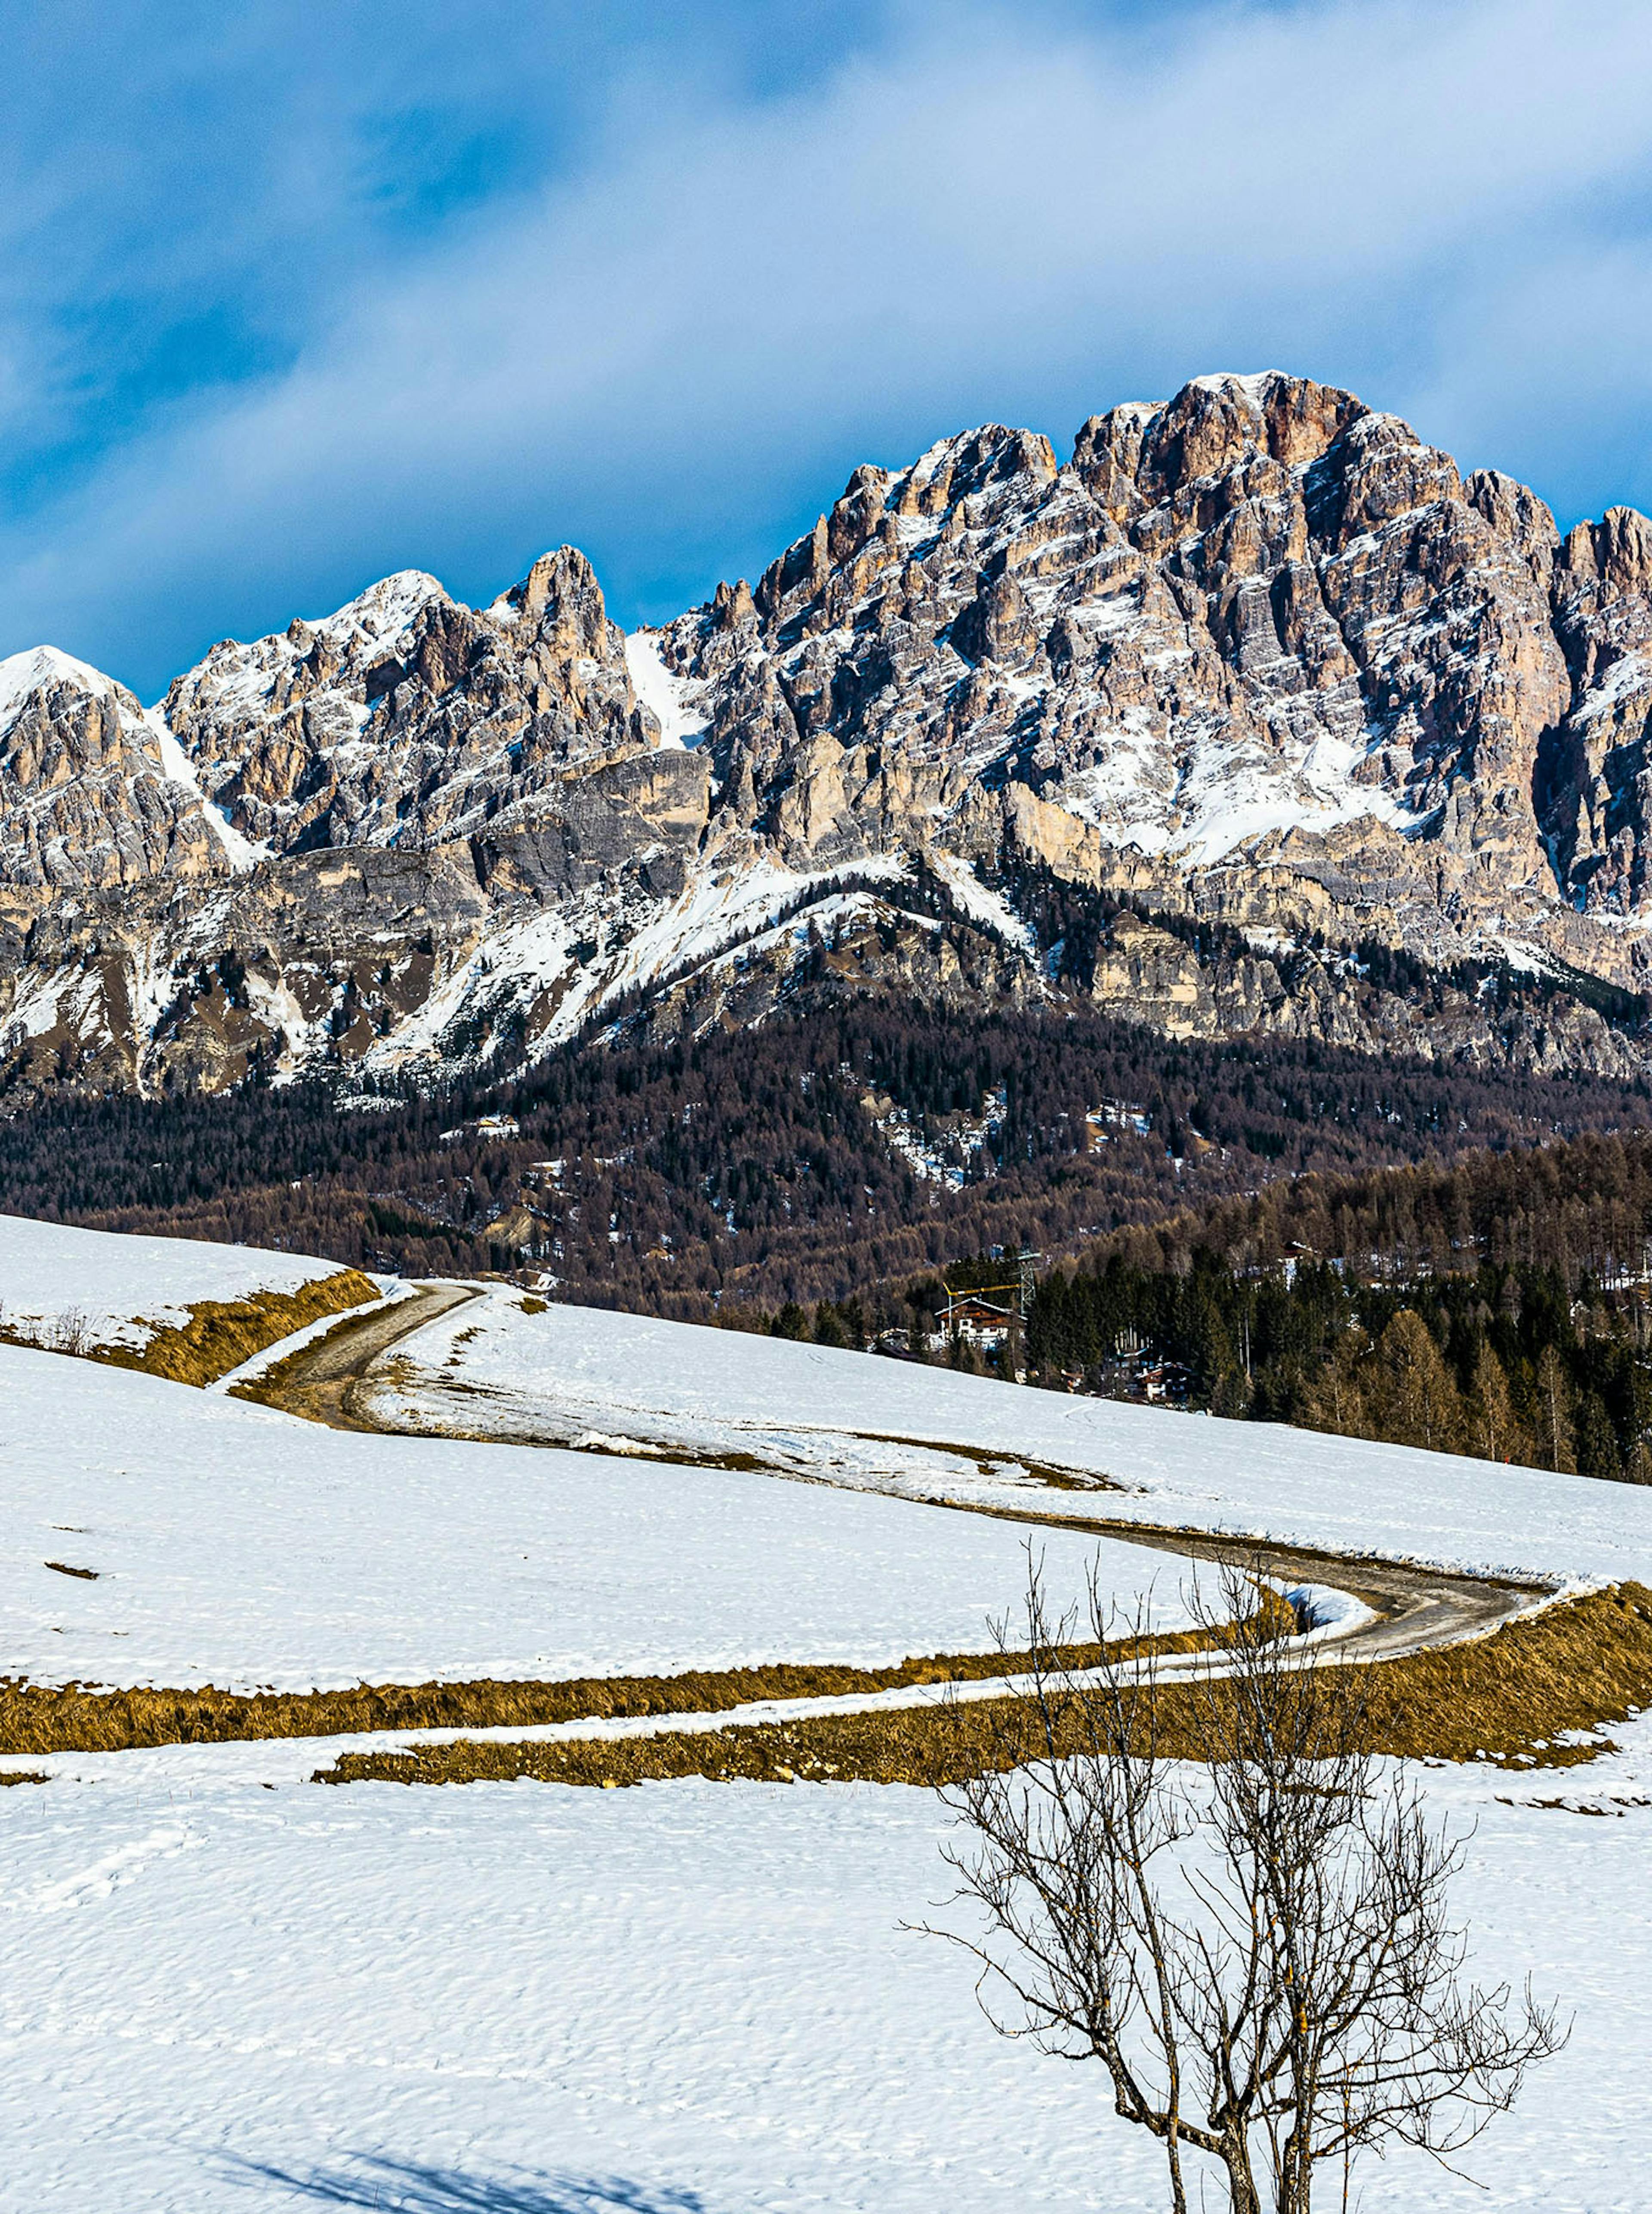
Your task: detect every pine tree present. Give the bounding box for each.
[1301,1327,1373,1440]
[1369,1309,1467,1455]
[812,1303,850,1348]
[1574,1388,1621,1483]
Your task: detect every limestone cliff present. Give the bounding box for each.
[4,371,1652,1101]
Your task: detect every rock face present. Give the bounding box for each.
[655,373,1622,948]
[0,649,225,894]
[166,554,667,858]
[5,369,1652,1103]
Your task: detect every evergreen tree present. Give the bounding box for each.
[1575,1388,1621,1483]
[1368,1310,1467,1456]
[812,1303,850,1348]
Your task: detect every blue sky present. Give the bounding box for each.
[3,0,1651,698]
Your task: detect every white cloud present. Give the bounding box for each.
[6,0,1652,691]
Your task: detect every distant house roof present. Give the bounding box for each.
[946,1295,1017,1327]
[439,1114,521,1145]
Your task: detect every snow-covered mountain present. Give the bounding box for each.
[6,370,1652,1100]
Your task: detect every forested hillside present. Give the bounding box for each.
[1020,1133,1652,1483]
[6,996,1650,1319]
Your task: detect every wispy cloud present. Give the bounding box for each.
[4,0,1652,694]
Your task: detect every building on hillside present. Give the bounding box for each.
[943,1294,1018,1351]
[439,1114,520,1145]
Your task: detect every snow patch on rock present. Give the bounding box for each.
[143,709,268,871]
[0,644,122,734]
[625,630,710,749]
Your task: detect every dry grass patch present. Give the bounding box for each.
[0,1626,1217,1759]
[314,1584,1652,1790]
[0,1267,381,1386]
[1358,1580,1652,1766]
[123,1269,381,1385]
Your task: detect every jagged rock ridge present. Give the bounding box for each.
[3,370,1652,1102]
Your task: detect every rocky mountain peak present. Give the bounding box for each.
[1096,372,1365,501]
[0,644,127,734]
[160,545,654,856]
[1071,372,1366,517]
[654,367,1652,946]
[6,370,1652,1108]
[0,645,225,894]
[1561,505,1652,600]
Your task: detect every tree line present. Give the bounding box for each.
[2,998,1648,1321]
[1028,1250,1651,1479]
[1024,1130,1652,1481]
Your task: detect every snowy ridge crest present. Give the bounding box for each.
[3,369,1652,1099]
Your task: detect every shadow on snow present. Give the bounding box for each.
[229,2155,712,2214]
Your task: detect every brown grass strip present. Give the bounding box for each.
[120,1269,382,1386]
[0,1627,1216,1758]
[314,1584,1652,1790]
[0,1268,380,1387]
[1357,1581,1652,1763]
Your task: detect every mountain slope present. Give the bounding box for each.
[4,370,1652,1104]
[655,372,1649,945]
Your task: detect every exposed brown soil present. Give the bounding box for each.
[314,1583,1652,1789]
[845,1430,1118,1493]
[231,1280,476,1426]
[0,1625,1220,1759]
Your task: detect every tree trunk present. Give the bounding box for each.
[1220,2137,1263,2214]
[1277,2131,1313,2214]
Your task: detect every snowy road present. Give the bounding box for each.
[284,1286,1551,1647]
[225,1283,1564,1730]
[357,1290,1652,1583]
[234,1275,481,1426]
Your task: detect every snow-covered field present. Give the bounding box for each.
[0,1211,345,1353]
[6,1241,1652,2210]
[369,1290,1652,1588]
[2,1734,1647,2213]
[0,1342,1193,1693]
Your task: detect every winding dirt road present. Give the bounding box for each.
[240,1279,481,1428]
[0,1280,1557,1788]
[256,1282,1549,1672]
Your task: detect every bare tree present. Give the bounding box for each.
[50,1306,91,1357]
[928,1559,1564,2214]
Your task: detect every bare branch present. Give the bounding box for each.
[923,1550,1566,2214]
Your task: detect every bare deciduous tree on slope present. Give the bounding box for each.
[927,1561,1565,2214]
